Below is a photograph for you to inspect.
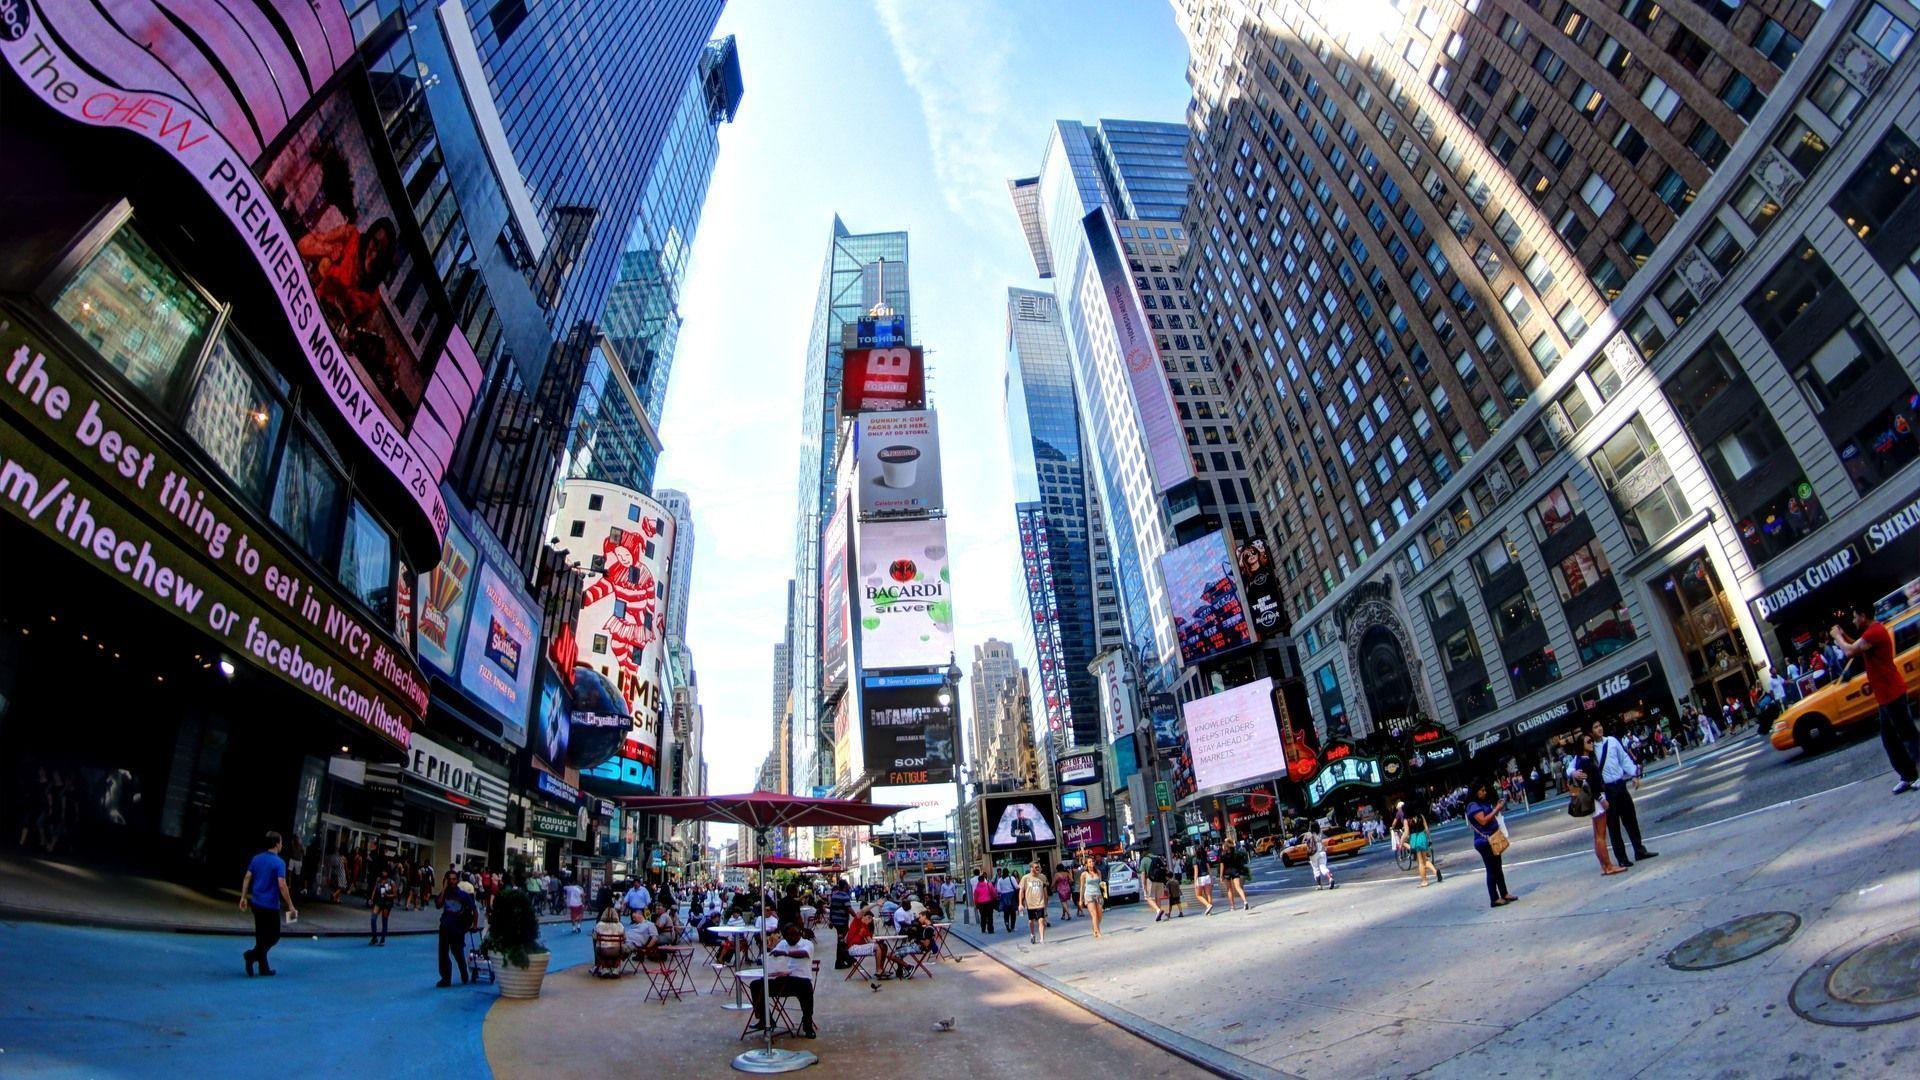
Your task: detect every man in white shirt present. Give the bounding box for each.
[747,923,816,1038]
[1591,719,1657,868]
[563,881,586,932]
[622,880,652,916]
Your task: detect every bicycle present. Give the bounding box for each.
[1393,839,1415,872]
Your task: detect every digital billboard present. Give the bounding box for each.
[417,522,477,676]
[1084,207,1191,492]
[533,664,572,777]
[981,790,1059,852]
[1183,678,1290,795]
[574,489,675,744]
[855,518,953,670]
[1235,537,1287,640]
[855,410,944,515]
[259,83,448,432]
[459,562,538,743]
[1159,530,1255,666]
[1092,649,1135,743]
[1017,505,1071,735]
[830,693,859,790]
[861,672,956,785]
[821,495,851,690]
[841,345,925,414]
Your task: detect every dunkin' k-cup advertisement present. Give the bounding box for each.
[856,410,944,515]
[856,518,955,670]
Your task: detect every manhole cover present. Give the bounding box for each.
[1668,911,1800,970]
[1791,925,1920,1027]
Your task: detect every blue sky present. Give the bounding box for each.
[653,0,1193,808]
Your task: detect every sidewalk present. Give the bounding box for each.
[0,850,573,936]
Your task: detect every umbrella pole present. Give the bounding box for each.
[733,824,815,1074]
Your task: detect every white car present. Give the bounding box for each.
[1102,860,1142,903]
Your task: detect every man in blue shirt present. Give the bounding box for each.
[240,831,297,976]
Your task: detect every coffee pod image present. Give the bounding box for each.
[878,444,921,488]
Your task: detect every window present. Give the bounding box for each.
[1744,241,1835,346]
[1490,586,1541,641]
[182,335,284,502]
[1753,19,1805,70]
[1640,76,1681,123]
[1857,3,1915,63]
[1697,221,1746,274]
[1832,129,1920,270]
[1588,351,1625,402]
[1526,419,1560,464]
[1555,384,1594,433]
[1425,578,1462,622]
[1528,482,1582,541]
[1573,603,1636,663]
[1618,218,1657,265]
[1688,122,1730,168]
[271,429,347,564]
[1442,627,1481,673]
[338,500,395,617]
[1589,252,1628,301]
[1613,124,1650,166]
[1622,0,1661,32]
[1797,316,1920,494]
[1809,67,1865,128]
[1314,663,1348,732]
[1653,167,1694,212]
[1774,119,1828,175]
[1502,284,1534,325]
[1570,80,1605,118]
[1731,179,1782,233]
[52,226,214,402]
[1523,252,1556,292]
[1530,331,1562,371]
[1591,416,1690,550]
[1552,541,1613,602]
[1555,302,1589,343]
[1626,309,1667,355]
[1474,531,1521,583]
[1720,73,1766,122]
[1556,208,1591,246]
[1533,45,1567,83]
[1581,173,1616,216]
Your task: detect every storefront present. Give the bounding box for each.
[1464,660,1678,777]
[1750,491,1920,681]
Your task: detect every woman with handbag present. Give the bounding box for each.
[1398,798,1443,887]
[1466,782,1517,907]
[1079,856,1107,939]
[1569,735,1627,875]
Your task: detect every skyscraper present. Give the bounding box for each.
[1176,0,1920,754]
[657,489,699,644]
[1006,289,1122,751]
[1010,120,1264,692]
[969,640,1022,778]
[788,220,912,792]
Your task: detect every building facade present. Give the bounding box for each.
[1176,0,1920,771]
[657,489,698,645]
[969,640,1023,777]
[787,220,912,793]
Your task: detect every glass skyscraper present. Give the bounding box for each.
[787,218,911,792]
[1090,119,1192,221]
[1006,288,1120,751]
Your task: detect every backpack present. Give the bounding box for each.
[1146,858,1169,884]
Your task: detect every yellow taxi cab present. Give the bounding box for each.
[1252,835,1281,857]
[1279,829,1369,867]
[1771,598,1920,754]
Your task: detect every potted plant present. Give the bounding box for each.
[481,887,550,998]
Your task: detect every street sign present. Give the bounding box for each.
[1154,780,1172,811]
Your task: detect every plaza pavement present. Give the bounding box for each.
[954,735,1919,1079]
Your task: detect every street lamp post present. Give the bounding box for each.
[938,653,969,924]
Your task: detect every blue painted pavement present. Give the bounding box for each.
[0,918,593,1078]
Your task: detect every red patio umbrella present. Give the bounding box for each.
[613,791,910,1074]
[730,855,818,870]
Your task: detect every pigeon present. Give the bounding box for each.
[931,1017,956,1033]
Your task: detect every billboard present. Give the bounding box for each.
[855,410,944,515]
[1092,650,1136,743]
[0,4,483,545]
[870,783,957,834]
[1159,530,1255,666]
[575,489,675,744]
[830,693,859,790]
[822,495,851,690]
[842,346,925,414]
[458,563,538,743]
[1017,505,1071,736]
[981,790,1059,852]
[259,82,448,433]
[417,522,478,676]
[533,664,572,778]
[1084,207,1192,492]
[862,673,956,785]
[1183,678,1290,795]
[855,518,954,670]
[1057,752,1101,785]
[1235,537,1288,640]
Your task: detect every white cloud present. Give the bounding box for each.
[873,0,1023,217]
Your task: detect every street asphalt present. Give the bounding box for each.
[956,729,1920,1079]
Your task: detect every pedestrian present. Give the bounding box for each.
[370,871,397,945]
[972,873,998,931]
[1079,856,1106,939]
[1831,600,1920,794]
[239,830,296,977]
[1218,842,1250,910]
[1399,799,1442,887]
[828,877,852,968]
[1164,855,1186,916]
[1591,719,1657,867]
[995,867,1020,932]
[1051,863,1075,922]
[1020,861,1050,944]
[1143,852,1169,921]
[1192,849,1216,913]
[1307,824,1336,890]
[1466,781,1516,908]
[436,872,478,987]
[563,878,586,932]
[621,878,652,918]
[1569,735,1627,875]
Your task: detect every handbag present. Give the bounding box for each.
[1567,780,1596,818]
[1488,831,1511,856]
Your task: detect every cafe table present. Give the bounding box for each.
[708,925,763,1011]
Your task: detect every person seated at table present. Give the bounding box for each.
[651,902,686,944]
[624,908,666,963]
[843,905,882,973]
[592,908,627,976]
[776,883,804,929]
[746,922,816,1039]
